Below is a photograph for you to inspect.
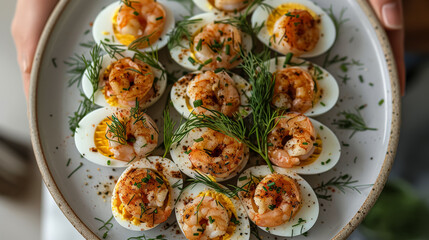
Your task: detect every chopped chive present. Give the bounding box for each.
[194,137,204,142]
[225,44,230,55]
[185,149,192,154]
[378,99,384,106]
[188,57,196,65]
[156,16,163,21]
[193,99,203,107]
[216,56,222,62]
[267,182,275,187]
[302,142,308,145]
[359,75,364,83]
[107,160,111,165]
[196,39,203,51]
[239,176,247,181]
[67,162,83,178]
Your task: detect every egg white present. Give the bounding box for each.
[74,107,160,167]
[92,0,175,51]
[170,71,252,119]
[286,117,341,175]
[170,127,249,182]
[175,182,250,239]
[82,50,167,109]
[169,12,253,71]
[252,0,336,58]
[193,0,257,16]
[237,166,319,237]
[111,156,183,231]
[266,56,339,117]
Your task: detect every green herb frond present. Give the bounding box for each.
[187,171,246,198]
[167,17,203,50]
[64,54,86,87]
[130,99,147,124]
[332,107,377,138]
[127,234,167,240]
[69,94,97,134]
[105,114,128,145]
[313,174,373,201]
[80,43,103,101]
[94,215,114,239]
[100,40,126,60]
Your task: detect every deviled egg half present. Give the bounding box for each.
[170,127,249,182]
[252,0,336,57]
[92,0,175,51]
[82,50,167,109]
[193,0,257,16]
[171,70,252,119]
[169,12,252,71]
[111,156,183,231]
[267,112,341,175]
[266,56,339,116]
[74,107,159,167]
[237,166,319,237]
[175,182,250,239]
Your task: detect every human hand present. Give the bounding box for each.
[368,0,405,96]
[11,0,58,99]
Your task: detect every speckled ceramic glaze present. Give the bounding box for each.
[30,0,400,239]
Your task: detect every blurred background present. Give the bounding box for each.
[0,0,428,239]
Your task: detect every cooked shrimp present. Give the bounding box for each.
[213,0,250,12]
[117,168,171,227]
[182,196,229,239]
[116,0,166,48]
[106,108,159,162]
[187,71,240,117]
[271,10,320,56]
[193,23,242,70]
[267,112,316,168]
[272,67,315,112]
[188,129,244,178]
[240,173,301,227]
[105,57,154,107]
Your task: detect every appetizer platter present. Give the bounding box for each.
[30,0,400,239]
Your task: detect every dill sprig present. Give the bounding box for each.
[130,99,147,124]
[80,44,103,101]
[313,174,373,201]
[332,108,377,138]
[80,40,96,49]
[322,6,350,68]
[186,171,246,198]
[105,114,128,145]
[167,17,203,50]
[94,215,114,239]
[64,54,86,87]
[162,104,203,158]
[120,0,140,16]
[240,49,278,173]
[127,235,166,240]
[69,94,97,134]
[130,47,169,83]
[100,40,126,60]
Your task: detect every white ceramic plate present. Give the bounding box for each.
[30,0,400,239]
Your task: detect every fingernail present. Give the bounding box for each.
[382,2,402,29]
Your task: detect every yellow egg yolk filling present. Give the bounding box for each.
[94,118,115,158]
[266,3,318,35]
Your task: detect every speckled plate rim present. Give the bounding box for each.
[29,0,400,239]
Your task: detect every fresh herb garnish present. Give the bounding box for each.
[313,174,372,201]
[94,215,114,239]
[332,108,377,138]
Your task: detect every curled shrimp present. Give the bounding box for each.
[240,173,301,227]
[116,0,166,47]
[271,10,320,56]
[213,0,250,12]
[267,113,316,168]
[272,67,315,113]
[188,129,245,178]
[105,57,154,107]
[193,23,242,70]
[187,71,240,117]
[106,108,159,162]
[116,168,171,227]
[181,195,229,239]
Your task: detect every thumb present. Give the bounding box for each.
[368,0,403,30]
